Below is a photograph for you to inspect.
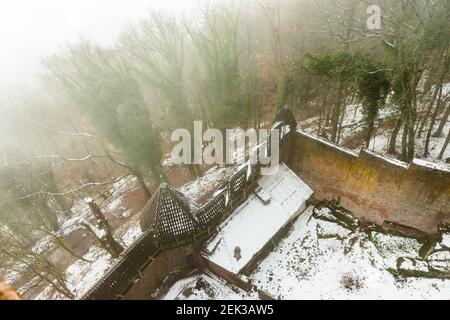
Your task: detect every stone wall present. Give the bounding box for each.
[290,131,450,235]
[195,254,252,292]
[123,246,195,300]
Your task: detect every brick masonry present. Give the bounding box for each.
[290,131,450,235]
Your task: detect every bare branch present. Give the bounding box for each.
[17,174,132,199]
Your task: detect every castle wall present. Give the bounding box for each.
[123,246,195,300]
[290,131,450,234]
[195,254,252,292]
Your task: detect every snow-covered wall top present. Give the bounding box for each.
[291,130,450,234]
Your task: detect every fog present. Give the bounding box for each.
[0,0,448,301]
[0,0,196,90]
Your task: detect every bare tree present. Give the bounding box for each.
[82,200,124,258]
[438,128,450,160]
[120,10,201,177]
[0,229,74,299]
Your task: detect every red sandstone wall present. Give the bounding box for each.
[291,131,450,234]
[123,246,195,299]
[196,254,252,292]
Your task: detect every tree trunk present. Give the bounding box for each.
[100,141,152,202]
[399,87,417,162]
[87,200,124,258]
[42,230,91,262]
[324,102,331,127]
[318,100,323,137]
[438,128,450,160]
[388,118,402,155]
[432,48,450,137]
[400,122,408,161]
[26,259,74,299]
[330,86,343,142]
[44,260,75,299]
[365,121,375,148]
[133,170,151,202]
[404,85,419,162]
[406,120,415,162]
[424,86,443,157]
[68,118,98,180]
[433,103,450,137]
[417,84,439,138]
[46,170,72,217]
[406,104,417,162]
[36,269,74,299]
[37,197,59,232]
[336,102,347,144]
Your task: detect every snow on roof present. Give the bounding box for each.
[139,183,200,243]
[202,163,313,274]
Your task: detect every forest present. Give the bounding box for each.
[0,0,449,299]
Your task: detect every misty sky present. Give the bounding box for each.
[0,0,197,91]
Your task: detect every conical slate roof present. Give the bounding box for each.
[140,183,200,244]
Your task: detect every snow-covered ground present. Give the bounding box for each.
[1,176,139,293]
[28,176,138,257]
[5,105,448,300]
[250,206,450,299]
[34,215,143,300]
[27,164,233,300]
[367,122,450,166]
[35,246,114,300]
[300,100,450,168]
[27,161,449,300]
[163,272,258,300]
[166,206,449,300]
